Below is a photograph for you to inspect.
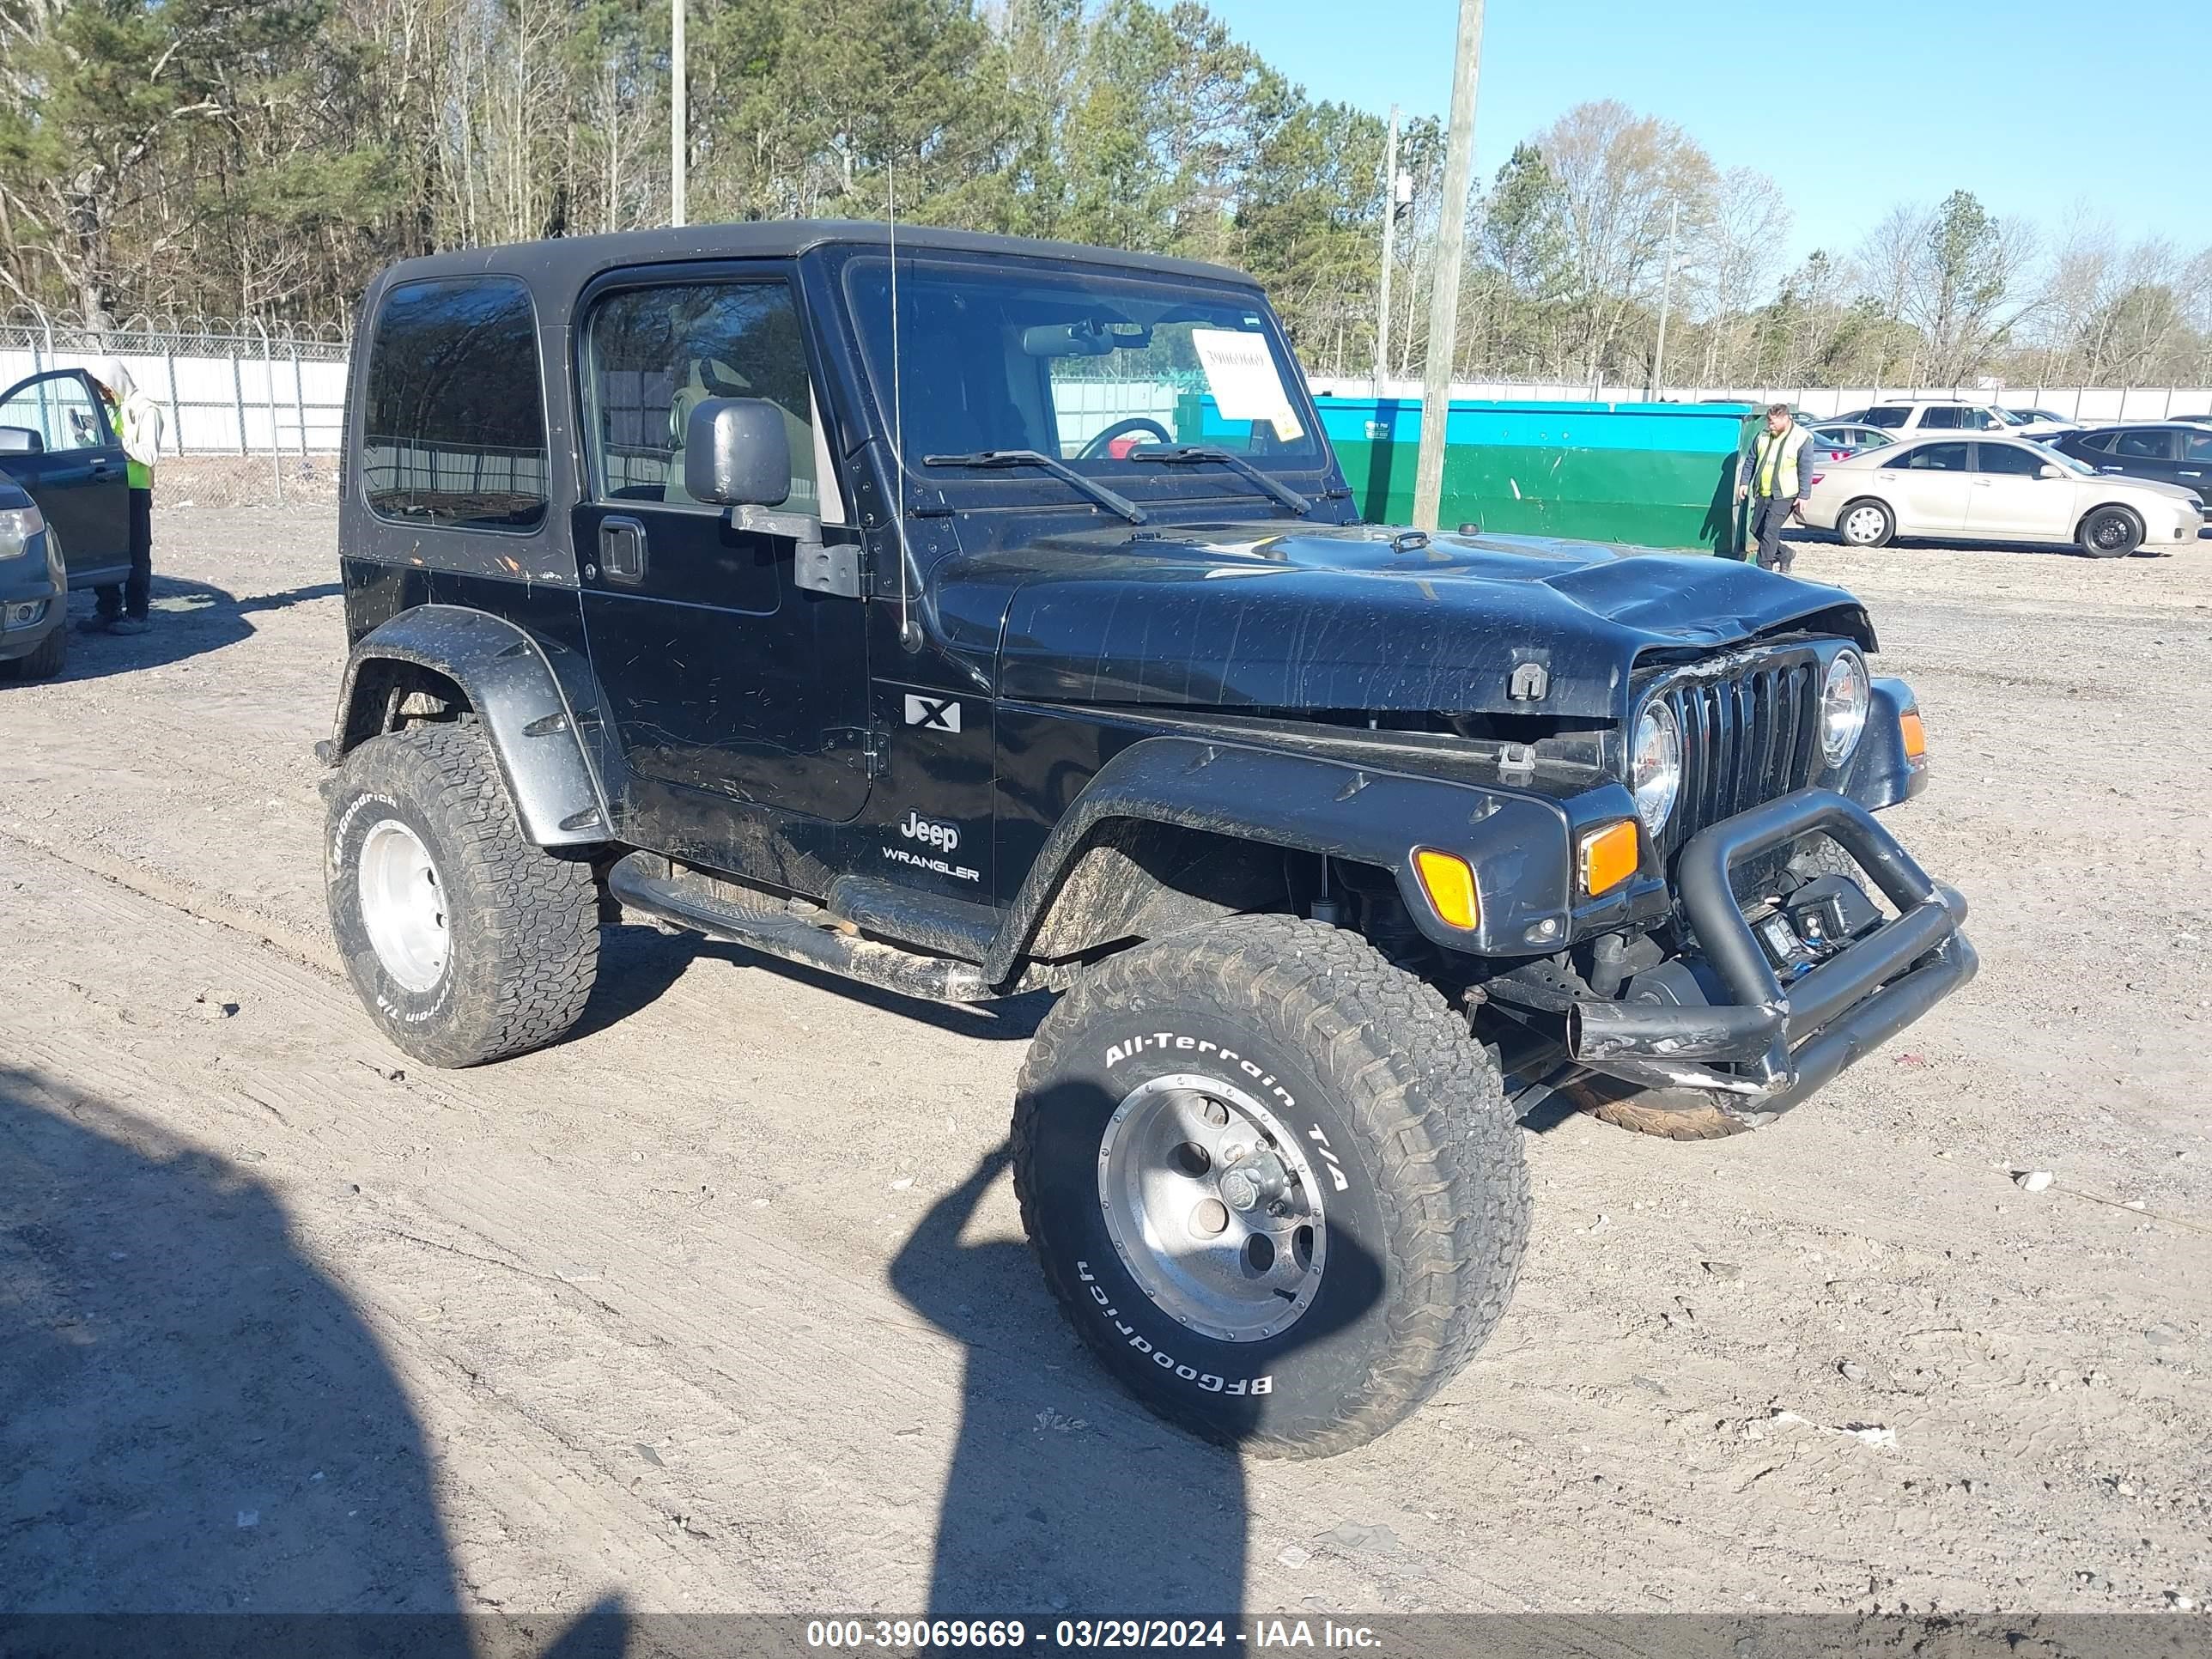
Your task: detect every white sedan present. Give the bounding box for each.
[1799,434,2204,558]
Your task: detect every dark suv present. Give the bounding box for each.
[319,222,1974,1455]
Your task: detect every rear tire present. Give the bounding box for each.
[1838,498,1894,548]
[1012,915,1529,1457]
[325,722,599,1066]
[2078,506,2142,558]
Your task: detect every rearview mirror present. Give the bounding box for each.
[683,397,792,507]
[2038,463,2064,479]
[0,426,43,454]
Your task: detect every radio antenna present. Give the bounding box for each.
[887,150,920,651]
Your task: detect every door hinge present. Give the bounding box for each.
[861,722,892,778]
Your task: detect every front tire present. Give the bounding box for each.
[1012,915,1529,1457]
[1838,498,1894,548]
[326,723,599,1066]
[2079,506,2142,558]
[3,621,65,681]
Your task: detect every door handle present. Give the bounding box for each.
[88,458,112,474]
[2181,470,2204,478]
[599,516,646,584]
[2100,465,2123,472]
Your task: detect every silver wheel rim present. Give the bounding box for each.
[1097,1073,1328,1342]
[357,818,449,994]
[1844,506,1884,544]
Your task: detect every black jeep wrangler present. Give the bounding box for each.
[321,222,1973,1456]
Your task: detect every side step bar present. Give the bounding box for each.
[606,854,995,1003]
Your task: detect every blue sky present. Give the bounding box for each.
[1196,0,2204,268]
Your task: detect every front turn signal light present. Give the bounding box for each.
[1579,819,1642,896]
[1899,709,1927,762]
[1413,848,1480,931]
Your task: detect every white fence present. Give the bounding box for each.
[0,310,349,456]
[1312,376,2212,422]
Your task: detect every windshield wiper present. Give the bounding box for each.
[921,449,1147,525]
[1127,445,1316,517]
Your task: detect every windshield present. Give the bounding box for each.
[842,255,1322,478]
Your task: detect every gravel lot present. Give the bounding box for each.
[2,508,2208,1621]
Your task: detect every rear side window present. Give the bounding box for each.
[2113,428,2175,459]
[1862,406,1908,428]
[1917,406,1962,428]
[2186,432,2212,462]
[362,277,547,532]
[2073,430,2118,453]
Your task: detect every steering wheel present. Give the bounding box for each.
[1078,416,1173,460]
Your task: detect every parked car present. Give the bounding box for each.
[2166,411,2212,427]
[1853,400,2073,439]
[0,465,66,678]
[314,221,1968,1455]
[2041,423,2212,497]
[2003,406,2077,431]
[1801,434,2203,557]
[1806,422,1896,460]
[0,368,133,603]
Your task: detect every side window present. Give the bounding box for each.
[2074,430,2118,453]
[580,281,842,523]
[1973,443,2041,476]
[362,278,547,532]
[1905,442,1969,471]
[2185,432,2212,462]
[1918,406,1962,428]
[0,374,111,452]
[1862,406,1909,428]
[2113,428,2174,459]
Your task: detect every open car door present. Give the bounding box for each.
[0,369,131,586]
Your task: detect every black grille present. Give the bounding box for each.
[1649,653,1822,856]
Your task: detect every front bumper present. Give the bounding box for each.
[1565,787,1976,1118]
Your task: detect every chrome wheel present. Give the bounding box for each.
[1097,1073,1328,1342]
[1842,504,1887,545]
[357,818,449,993]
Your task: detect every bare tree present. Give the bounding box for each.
[1690,166,1790,384]
[1538,100,1717,381]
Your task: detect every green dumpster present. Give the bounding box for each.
[1294,396,1757,556]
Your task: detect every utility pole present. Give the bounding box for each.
[1650,198,1678,399]
[1412,0,1485,533]
[670,0,688,228]
[1374,105,1401,393]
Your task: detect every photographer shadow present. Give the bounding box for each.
[890,1137,1380,1620]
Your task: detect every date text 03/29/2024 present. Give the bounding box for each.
[803,1620,1386,1650]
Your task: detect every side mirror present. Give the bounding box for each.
[2038,463,2064,479]
[683,397,792,507]
[0,426,43,454]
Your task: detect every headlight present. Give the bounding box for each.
[1631,700,1682,834]
[1820,649,1870,768]
[0,502,41,563]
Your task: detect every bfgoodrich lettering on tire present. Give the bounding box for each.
[1012,915,1529,1457]
[326,722,598,1066]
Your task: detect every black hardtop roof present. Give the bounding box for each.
[371,220,1257,301]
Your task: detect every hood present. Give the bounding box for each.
[981,523,1873,720]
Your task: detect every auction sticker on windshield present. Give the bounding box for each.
[1192,327,1304,442]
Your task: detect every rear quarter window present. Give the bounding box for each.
[362,277,548,532]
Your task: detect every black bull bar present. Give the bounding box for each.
[1565,788,1977,1114]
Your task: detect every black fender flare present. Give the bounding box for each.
[326,605,613,848]
[1837,677,1927,811]
[982,735,1575,981]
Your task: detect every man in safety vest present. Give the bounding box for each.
[1734,402,1809,574]
[81,357,163,635]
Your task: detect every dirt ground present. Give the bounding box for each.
[1,508,2208,1622]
